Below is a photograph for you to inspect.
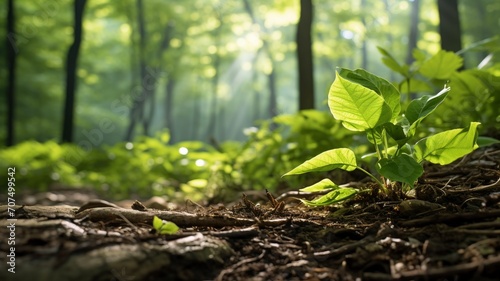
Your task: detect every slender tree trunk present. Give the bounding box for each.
[406,0,420,64]
[267,65,277,118]
[297,0,315,110]
[437,0,462,53]
[5,0,16,146]
[207,51,220,140]
[62,0,86,143]
[125,0,147,141]
[164,78,175,143]
[136,0,150,136]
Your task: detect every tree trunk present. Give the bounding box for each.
[437,0,462,53]
[406,0,420,65]
[125,0,147,141]
[5,0,16,146]
[62,0,87,143]
[207,51,220,140]
[296,0,315,110]
[267,65,277,118]
[165,78,175,143]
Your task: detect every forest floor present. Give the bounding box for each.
[1,146,500,281]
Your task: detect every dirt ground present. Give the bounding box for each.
[1,146,500,281]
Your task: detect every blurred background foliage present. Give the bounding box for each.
[1,0,499,202]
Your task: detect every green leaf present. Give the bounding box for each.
[283,148,357,176]
[414,122,480,165]
[377,46,409,77]
[405,86,451,137]
[299,178,338,192]
[153,216,179,235]
[377,154,423,187]
[383,123,409,147]
[329,72,393,131]
[419,50,463,79]
[477,136,500,147]
[338,68,401,122]
[300,187,358,207]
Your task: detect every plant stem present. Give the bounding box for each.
[356,166,385,189]
[382,129,389,158]
[371,130,382,160]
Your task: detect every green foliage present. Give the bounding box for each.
[0,132,223,200]
[284,51,498,205]
[0,112,360,202]
[378,44,500,137]
[152,216,179,235]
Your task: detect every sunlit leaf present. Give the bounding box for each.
[419,50,463,79]
[414,122,480,165]
[377,154,423,187]
[153,216,179,235]
[299,178,338,192]
[328,72,392,131]
[283,148,357,176]
[339,68,401,122]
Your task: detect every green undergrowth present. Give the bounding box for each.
[0,113,361,201]
[1,44,499,203]
[284,46,500,206]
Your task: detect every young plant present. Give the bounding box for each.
[152,216,179,235]
[284,68,482,206]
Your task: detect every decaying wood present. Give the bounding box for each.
[0,232,233,281]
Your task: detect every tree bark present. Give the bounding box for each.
[62,0,87,143]
[125,0,147,141]
[165,78,175,143]
[297,0,315,110]
[437,0,462,53]
[5,0,16,146]
[406,0,420,65]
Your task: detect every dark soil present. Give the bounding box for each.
[1,147,500,281]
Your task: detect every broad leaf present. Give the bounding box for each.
[405,86,451,137]
[153,216,179,235]
[300,187,358,207]
[414,122,480,165]
[329,72,393,131]
[419,50,463,79]
[338,68,401,122]
[299,178,338,192]
[377,154,423,187]
[283,148,357,176]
